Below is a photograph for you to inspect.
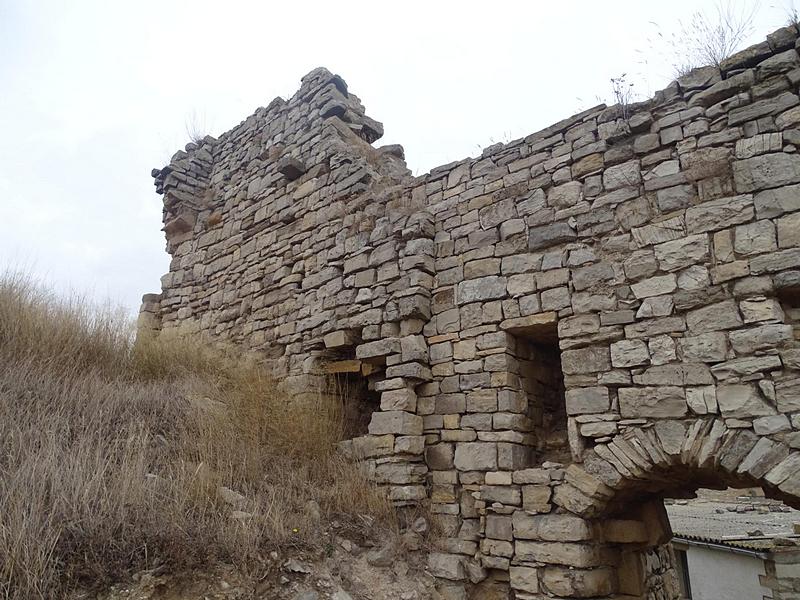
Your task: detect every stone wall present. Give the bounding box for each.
[143,25,800,599]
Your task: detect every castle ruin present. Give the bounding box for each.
[141,26,800,599]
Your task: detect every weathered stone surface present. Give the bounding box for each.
[729,323,793,353]
[428,553,465,580]
[547,181,583,208]
[738,438,790,479]
[509,566,539,594]
[686,300,743,333]
[777,378,800,412]
[685,195,754,233]
[528,222,576,250]
[755,184,800,218]
[618,387,688,418]
[631,274,677,299]
[454,442,497,471]
[565,387,610,415]
[541,567,615,598]
[368,411,423,435]
[515,541,604,568]
[734,220,777,256]
[561,347,611,375]
[739,297,784,323]
[717,384,776,418]
[610,339,650,367]
[426,444,455,470]
[734,153,800,192]
[654,234,709,271]
[456,276,507,304]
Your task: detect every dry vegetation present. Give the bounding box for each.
[646,0,759,78]
[0,273,394,600]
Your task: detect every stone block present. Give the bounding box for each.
[454,442,497,471]
[679,332,729,362]
[528,222,576,250]
[565,386,611,415]
[738,438,790,479]
[610,339,650,367]
[548,181,583,208]
[632,216,686,247]
[368,411,423,436]
[734,220,777,256]
[456,276,508,304]
[479,198,517,229]
[686,300,743,333]
[400,335,428,363]
[356,338,400,361]
[380,388,417,411]
[685,195,754,233]
[428,553,465,581]
[656,184,696,211]
[717,384,776,418]
[710,355,782,379]
[514,512,593,542]
[522,485,552,512]
[485,514,513,541]
[734,153,800,193]
[618,387,688,418]
[654,234,710,271]
[323,329,358,348]
[778,212,800,248]
[750,248,800,274]
[729,323,794,353]
[631,274,677,299]
[753,414,791,435]
[542,567,615,598]
[509,566,539,594]
[777,378,800,412]
[515,541,605,568]
[425,443,455,470]
[754,184,800,218]
[481,485,521,505]
[349,434,394,458]
[603,160,641,191]
[739,297,785,323]
[561,346,611,375]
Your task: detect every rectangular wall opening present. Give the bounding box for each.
[509,322,569,464]
[322,347,381,440]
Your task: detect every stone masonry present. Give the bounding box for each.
[142,26,800,599]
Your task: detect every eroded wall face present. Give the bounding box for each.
[144,26,800,600]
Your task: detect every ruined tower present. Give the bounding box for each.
[142,27,800,599]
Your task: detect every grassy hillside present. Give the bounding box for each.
[0,273,392,600]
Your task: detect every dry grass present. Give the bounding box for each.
[644,0,759,79]
[0,273,394,600]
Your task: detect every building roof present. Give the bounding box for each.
[667,498,800,556]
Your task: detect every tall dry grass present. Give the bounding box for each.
[0,273,393,600]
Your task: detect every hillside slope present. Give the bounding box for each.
[0,274,434,599]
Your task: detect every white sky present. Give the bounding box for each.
[0,0,787,316]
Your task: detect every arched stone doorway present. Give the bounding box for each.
[501,417,800,598]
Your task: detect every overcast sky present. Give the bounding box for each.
[0,0,788,316]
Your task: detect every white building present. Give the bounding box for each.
[668,496,800,600]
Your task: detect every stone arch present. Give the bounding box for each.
[553,417,800,520]
[506,417,800,600]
